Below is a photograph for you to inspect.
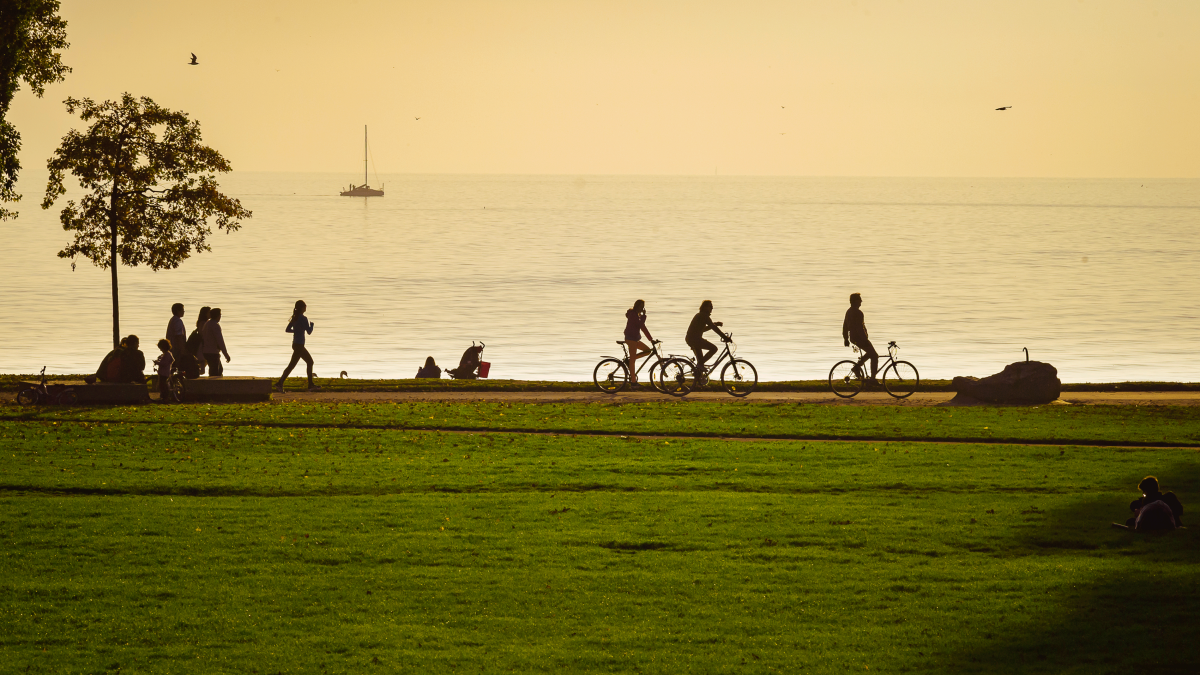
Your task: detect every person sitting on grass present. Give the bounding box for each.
[416,356,442,379]
[88,335,147,384]
[1125,476,1184,531]
[152,339,174,403]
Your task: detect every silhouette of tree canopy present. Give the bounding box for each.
[43,94,252,347]
[0,0,70,220]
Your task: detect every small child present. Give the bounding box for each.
[153,338,174,402]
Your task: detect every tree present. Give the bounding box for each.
[42,94,252,348]
[0,0,70,220]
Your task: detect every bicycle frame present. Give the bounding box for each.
[680,338,737,376]
[611,340,666,377]
[850,341,899,377]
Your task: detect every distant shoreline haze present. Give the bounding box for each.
[4,174,1199,381]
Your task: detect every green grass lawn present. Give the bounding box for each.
[2,402,1198,673]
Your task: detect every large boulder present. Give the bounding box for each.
[952,361,1061,404]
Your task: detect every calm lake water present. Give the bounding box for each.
[4,174,1199,382]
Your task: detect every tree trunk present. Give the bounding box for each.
[109,178,120,348]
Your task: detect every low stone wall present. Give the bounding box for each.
[182,376,273,402]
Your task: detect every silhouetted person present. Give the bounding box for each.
[201,308,230,377]
[153,338,174,402]
[92,335,147,384]
[166,303,198,379]
[624,299,655,387]
[842,292,878,382]
[686,300,727,383]
[277,300,321,392]
[416,356,442,379]
[1126,476,1183,531]
[447,344,484,379]
[187,306,211,375]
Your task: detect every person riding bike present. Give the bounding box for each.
[623,299,655,387]
[686,300,728,385]
[842,292,878,383]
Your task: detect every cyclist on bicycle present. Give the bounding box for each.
[623,299,656,387]
[842,292,878,383]
[686,300,727,385]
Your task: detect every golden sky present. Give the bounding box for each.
[10,0,1200,177]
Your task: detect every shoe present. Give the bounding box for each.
[629,382,643,389]
[307,384,323,392]
[695,375,709,386]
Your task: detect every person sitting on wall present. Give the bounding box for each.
[416,356,442,379]
[1124,476,1184,531]
[446,344,484,379]
[88,335,147,384]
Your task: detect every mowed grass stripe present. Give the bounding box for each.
[5,398,1200,445]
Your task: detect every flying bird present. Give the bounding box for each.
[414,117,420,120]
[995,106,1012,110]
[189,53,198,65]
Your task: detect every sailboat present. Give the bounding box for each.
[340,125,384,197]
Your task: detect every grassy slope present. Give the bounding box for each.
[5,399,1200,446]
[2,407,1199,673]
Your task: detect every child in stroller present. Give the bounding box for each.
[446,342,486,379]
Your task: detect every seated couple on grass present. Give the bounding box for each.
[1117,476,1184,532]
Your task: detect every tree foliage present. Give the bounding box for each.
[42,93,251,346]
[43,93,252,272]
[0,0,70,220]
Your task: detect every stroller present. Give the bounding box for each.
[446,342,489,379]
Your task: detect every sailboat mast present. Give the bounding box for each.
[363,125,368,186]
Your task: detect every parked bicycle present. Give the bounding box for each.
[594,339,672,394]
[16,367,78,406]
[659,333,757,397]
[828,340,919,399]
[150,368,187,403]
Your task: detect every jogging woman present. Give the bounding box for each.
[623,299,655,387]
[276,300,322,392]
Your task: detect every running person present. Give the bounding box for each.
[623,299,655,387]
[276,300,322,392]
[842,292,878,382]
[686,300,728,385]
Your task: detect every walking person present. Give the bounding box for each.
[188,306,211,375]
[842,292,878,383]
[201,308,230,377]
[685,300,727,385]
[623,299,655,387]
[276,300,321,392]
[166,303,199,379]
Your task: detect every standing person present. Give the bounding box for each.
[201,308,230,377]
[188,306,211,375]
[153,339,175,402]
[685,300,727,385]
[276,300,321,392]
[623,299,655,387]
[842,292,878,383]
[166,303,198,379]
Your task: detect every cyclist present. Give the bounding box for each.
[842,292,878,383]
[686,300,728,385]
[623,299,655,387]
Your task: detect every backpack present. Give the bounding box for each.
[185,329,203,356]
[103,352,124,381]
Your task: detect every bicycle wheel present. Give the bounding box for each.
[829,360,864,398]
[659,358,695,397]
[56,389,77,406]
[168,374,186,403]
[16,388,39,406]
[883,360,919,399]
[646,359,667,393]
[721,359,758,397]
[593,358,630,394]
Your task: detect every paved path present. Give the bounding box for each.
[272,390,1200,406]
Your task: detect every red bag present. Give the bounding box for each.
[105,354,123,381]
[478,361,491,378]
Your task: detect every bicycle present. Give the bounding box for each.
[150,367,187,403]
[828,340,919,399]
[594,339,672,394]
[16,367,78,406]
[658,333,758,397]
